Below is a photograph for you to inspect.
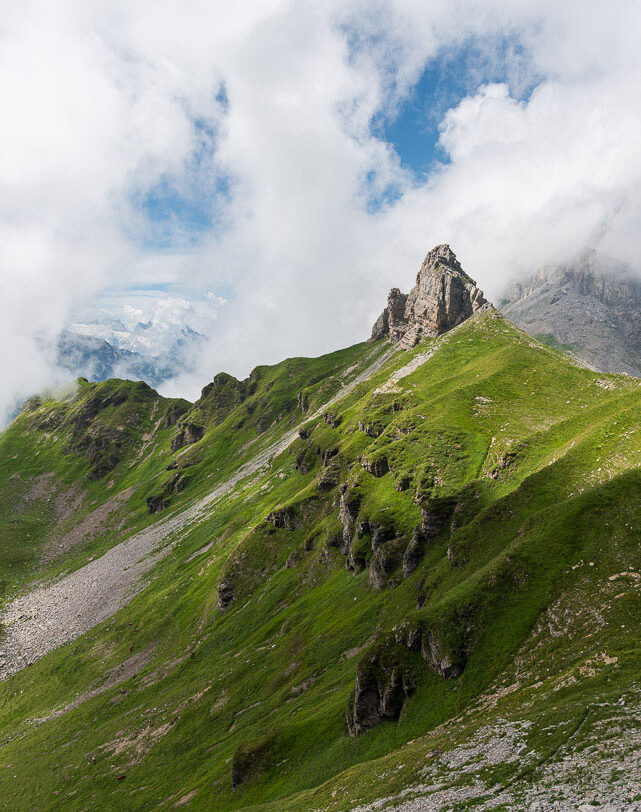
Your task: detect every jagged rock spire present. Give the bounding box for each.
[369,245,487,348]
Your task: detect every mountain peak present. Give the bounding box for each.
[420,242,461,271]
[370,244,488,347]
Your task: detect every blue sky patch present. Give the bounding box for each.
[373,34,541,179]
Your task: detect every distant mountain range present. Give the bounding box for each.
[57,250,641,393]
[501,249,641,376]
[56,318,207,388]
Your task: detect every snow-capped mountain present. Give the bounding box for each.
[58,297,209,388]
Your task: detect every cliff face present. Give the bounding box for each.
[502,251,641,377]
[370,245,487,348]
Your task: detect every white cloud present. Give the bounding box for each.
[1,0,640,416]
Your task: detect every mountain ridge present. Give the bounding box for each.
[1,249,641,809]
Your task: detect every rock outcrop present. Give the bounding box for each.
[196,372,247,425]
[170,422,205,453]
[346,650,415,736]
[370,245,487,348]
[395,621,467,679]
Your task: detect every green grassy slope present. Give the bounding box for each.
[1,310,641,809]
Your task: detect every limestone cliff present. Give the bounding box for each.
[370,245,487,348]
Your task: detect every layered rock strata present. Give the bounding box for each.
[370,245,487,348]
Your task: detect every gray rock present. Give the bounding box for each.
[369,245,487,347]
[502,249,641,377]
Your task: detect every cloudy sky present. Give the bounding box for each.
[1,0,640,419]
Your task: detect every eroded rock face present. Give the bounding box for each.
[317,457,341,490]
[346,652,415,736]
[338,485,360,557]
[387,288,410,341]
[146,494,169,514]
[163,401,189,428]
[369,539,405,590]
[369,245,487,348]
[369,309,388,342]
[171,422,205,452]
[421,630,463,679]
[402,527,427,578]
[347,618,468,735]
[369,288,409,342]
[265,506,297,530]
[217,579,234,612]
[395,621,467,679]
[361,453,389,478]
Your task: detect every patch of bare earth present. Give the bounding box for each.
[100,720,174,765]
[18,473,84,521]
[32,644,156,724]
[174,789,198,807]
[41,487,134,563]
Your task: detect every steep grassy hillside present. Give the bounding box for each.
[1,309,641,809]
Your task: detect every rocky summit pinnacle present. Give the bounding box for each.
[370,244,488,348]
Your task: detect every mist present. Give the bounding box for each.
[1,0,640,417]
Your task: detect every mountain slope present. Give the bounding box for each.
[502,249,641,377]
[1,289,641,807]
